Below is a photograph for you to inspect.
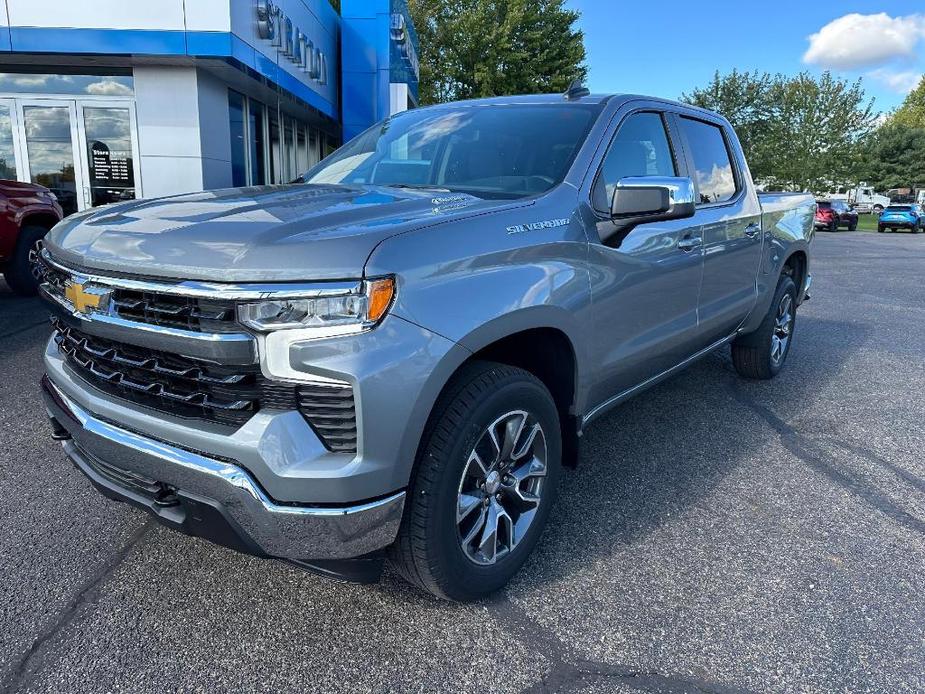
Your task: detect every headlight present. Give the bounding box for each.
[238,277,395,333]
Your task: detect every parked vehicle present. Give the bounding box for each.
[877,204,924,233]
[814,199,857,231]
[0,179,64,295]
[37,93,814,600]
[829,185,891,214]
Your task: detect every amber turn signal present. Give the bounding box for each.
[367,277,395,323]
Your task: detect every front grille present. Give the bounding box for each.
[297,384,358,453]
[111,290,238,332]
[53,320,296,427]
[38,255,239,333]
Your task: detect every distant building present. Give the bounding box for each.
[0,0,419,215]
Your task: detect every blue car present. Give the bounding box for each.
[878,204,924,233]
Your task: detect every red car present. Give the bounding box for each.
[0,180,64,295]
[814,199,858,232]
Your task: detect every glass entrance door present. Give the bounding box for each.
[17,100,83,215]
[77,104,139,207]
[9,98,140,216]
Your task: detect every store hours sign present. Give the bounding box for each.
[89,141,133,186]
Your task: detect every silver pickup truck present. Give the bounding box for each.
[38,92,814,601]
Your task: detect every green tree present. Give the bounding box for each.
[681,70,775,183]
[859,122,925,191]
[892,77,925,129]
[683,71,876,192]
[407,0,587,105]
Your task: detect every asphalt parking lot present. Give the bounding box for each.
[1,231,924,693]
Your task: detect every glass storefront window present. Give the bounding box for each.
[269,112,281,184]
[0,104,16,180]
[228,90,334,187]
[297,125,308,174]
[228,90,246,187]
[285,118,297,182]
[22,105,78,215]
[0,73,132,96]
[83,107,136,206]
[249,101,266,185]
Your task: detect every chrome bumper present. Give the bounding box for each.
[42,375,405,565]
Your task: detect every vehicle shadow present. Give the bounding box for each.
[472,315,874,589]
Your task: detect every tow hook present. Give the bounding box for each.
[48,416,72,441]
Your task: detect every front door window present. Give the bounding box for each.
[21,105,79,215]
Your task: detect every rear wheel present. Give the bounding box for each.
[2,225,48,296]
[731,274,797,380]
[389,361,562,601]
[829,221,837,232]
[848,220,857,231]
[877,225,885,233]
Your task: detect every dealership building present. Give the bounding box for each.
[0,0,419,215]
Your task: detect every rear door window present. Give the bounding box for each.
[678,117,738,205]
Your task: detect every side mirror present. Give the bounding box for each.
[604,176,696,242]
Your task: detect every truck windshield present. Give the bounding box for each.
[302,104,600,199]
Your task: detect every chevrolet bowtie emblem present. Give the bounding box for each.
[64,280,111,315]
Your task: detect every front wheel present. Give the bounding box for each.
[2,225,48,295]
[848,221,857,231]
[389,361,562,601]
[877,225,885,233]
[731,274,797,380]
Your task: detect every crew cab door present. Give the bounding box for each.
[584,109,704,408]
[674,115,763,346]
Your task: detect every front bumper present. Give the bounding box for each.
[42,375,405,580]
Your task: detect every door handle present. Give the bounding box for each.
[677,236,702,251]
[744,223,761,238]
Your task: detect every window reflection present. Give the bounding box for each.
[678,117,737,204]
[0,105,16,180]
[0,73,133,96]
[23,106,78,214]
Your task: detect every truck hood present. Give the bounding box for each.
[45,184,521,282]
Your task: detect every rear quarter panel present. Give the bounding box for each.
[740,192,814,333]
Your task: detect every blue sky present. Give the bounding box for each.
[567,1,925,115]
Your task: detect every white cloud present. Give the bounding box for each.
[85,79,133,96]
[803,13,925,69]
[868,68,924,94]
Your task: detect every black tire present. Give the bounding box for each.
[848,221,857,231]
[2,225,48,296]
[731,274,797,380]
[829,221,837,233]
[389,361,562,601]
[877,225,885,233]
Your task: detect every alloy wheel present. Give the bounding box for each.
[770,293,794,365]
[456,410,547,565]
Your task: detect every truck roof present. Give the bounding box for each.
[411,93,724,120]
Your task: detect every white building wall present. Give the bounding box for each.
[133,66,205,198]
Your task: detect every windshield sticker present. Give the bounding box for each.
[506,218,570,235]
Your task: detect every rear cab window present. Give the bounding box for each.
[677,117,739,205]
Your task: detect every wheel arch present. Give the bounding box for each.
[402,312,585,486]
